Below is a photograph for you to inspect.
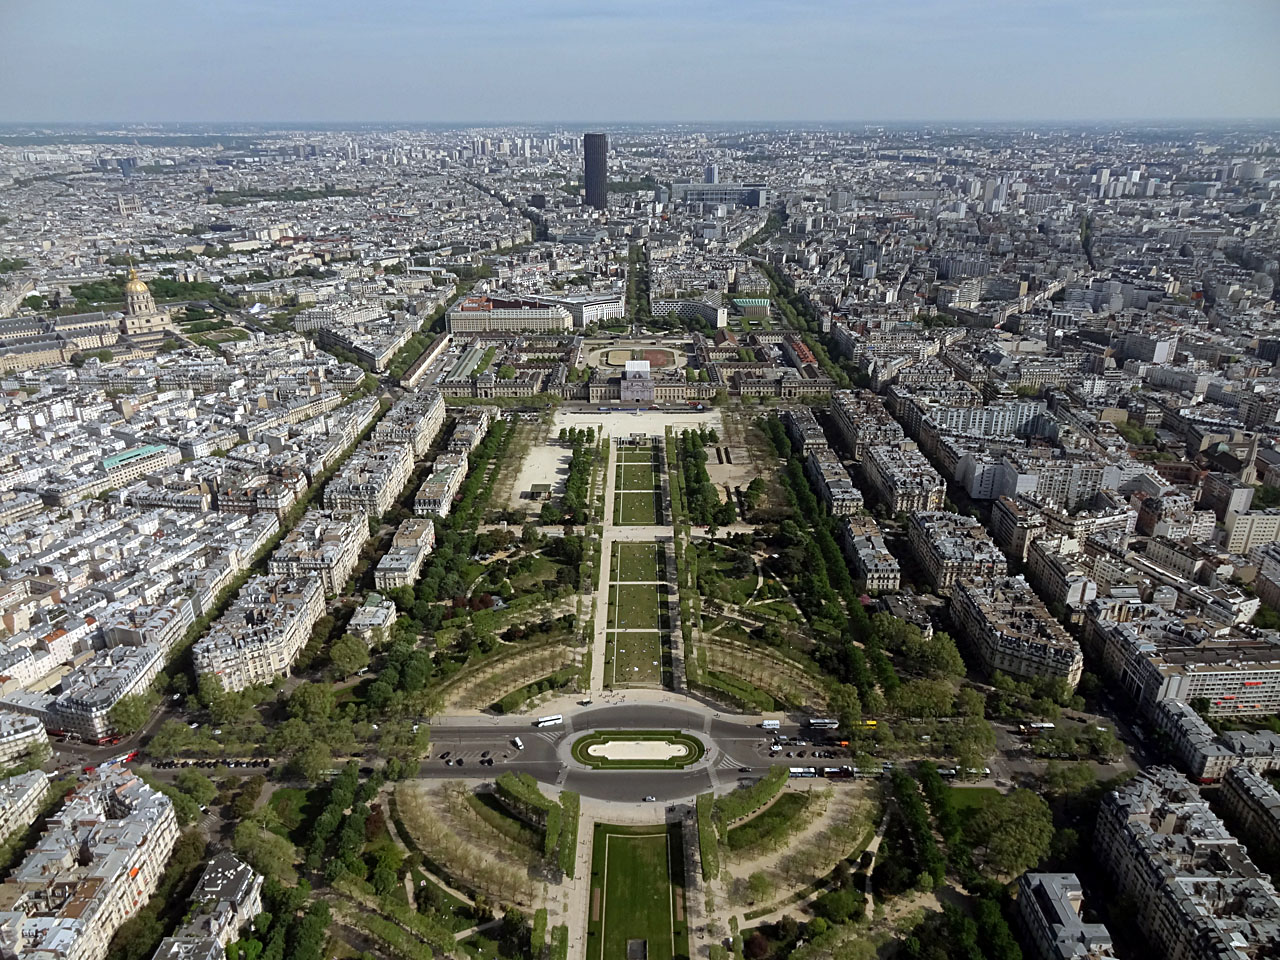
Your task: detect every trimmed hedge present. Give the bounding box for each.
[558,790,580,877]
[696,792,719,880]
[495,772,557,826]
[713,766,787,831]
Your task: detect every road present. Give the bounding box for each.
[421,703,831,802]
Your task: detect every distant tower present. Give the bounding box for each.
[583,132,608,210]
[123,268,156,317]
[704,163,719,184]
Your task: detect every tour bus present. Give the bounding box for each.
[760,719,781,730]
[808,718,840,729]
[535,715,564,728]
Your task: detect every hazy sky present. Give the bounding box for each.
[2,0,1277,124]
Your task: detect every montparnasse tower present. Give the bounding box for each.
[123,267,156,317]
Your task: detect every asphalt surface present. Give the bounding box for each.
[419,703,831,802]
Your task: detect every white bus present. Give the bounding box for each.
[807,718,839,729]
[760,719,781,730]
[535,715,563,727]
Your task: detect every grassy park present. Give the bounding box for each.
[614,490,662,525]
[608,582,667,632]
[587,822,691,960]
[613,444,663,525]
[614,541,664,582]
[607,632,664,686]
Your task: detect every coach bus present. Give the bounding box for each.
[760,719,781,730]
[535,715,564,727]
[808,718,840,729]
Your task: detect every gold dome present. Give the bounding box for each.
[124,268,149,295]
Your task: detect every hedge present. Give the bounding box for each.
[495,772,557,826]
[713,766,787,831]
[696,792,719,880]
[558,791,580,877]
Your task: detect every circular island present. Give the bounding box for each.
[570,730,706,770]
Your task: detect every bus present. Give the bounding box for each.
[535,715,563,728]
[808,718,839,729]
[788,767,818,778]
[1029,722,1056,730]
[760,719,781,730]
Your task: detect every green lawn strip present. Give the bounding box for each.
[614,541,661,583]
[615,490,659,525]
[586,823,690,960]
[724,791,810,852]
[609,582,665,630]
[619,461,658,492]
[948,785,1001,811]
[571,730,705,770]
[608,631,664,686]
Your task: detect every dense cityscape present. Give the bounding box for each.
[0,67,1279,960]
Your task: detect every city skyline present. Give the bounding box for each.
[1,0,1277,124]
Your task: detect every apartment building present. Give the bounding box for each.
[1225,509,1280,554]
[0,771,49,847]
[1220,765,1280,864]
[1086,601,1280,717]
[153,852,263,958]
[414,453,467,518]
[0,711,49,765]
[990,494,1047,562]
[840,518,900,592]
[371,388,445,457]
[193,575,325,693]
[267,508,368,595]
[782,407,828,455]
[0,766,179,960]
[447,407,493,455]
[324,441,414,517]
[1026,536,1099,615]
[374,518,436,590]
[829,389,905,460]
[1015,873,1115,960]
[907,511,1006,592]
[1,645,164,742]
[951,575,1084,688]
[804,446,863,516]
[1094,767,1280,960]
[864,442,946,514]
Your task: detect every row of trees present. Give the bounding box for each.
[678,429,736,526]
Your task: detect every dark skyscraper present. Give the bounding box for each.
[583,132,607,210]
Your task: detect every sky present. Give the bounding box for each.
[1,0,1277,125]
